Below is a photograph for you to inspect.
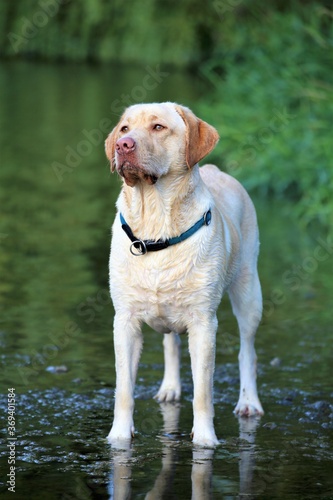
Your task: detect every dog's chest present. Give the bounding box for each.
[113,257,202,333]
[131,262,190,304]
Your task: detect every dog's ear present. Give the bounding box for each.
[175,105,219,168]
[105,126,118,172]
[105,115,125,172]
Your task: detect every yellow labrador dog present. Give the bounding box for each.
[105,102,263,447]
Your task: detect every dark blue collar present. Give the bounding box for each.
[120,209,211,256]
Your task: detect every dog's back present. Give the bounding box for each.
[200,164,260,267]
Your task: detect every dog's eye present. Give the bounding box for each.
[153,124,165,131]
[120,125,129,133]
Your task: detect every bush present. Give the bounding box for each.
[198,4,333,229]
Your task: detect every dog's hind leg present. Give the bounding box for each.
[107,312,143,444]
[228,268,264,417]
[154,332,181,402]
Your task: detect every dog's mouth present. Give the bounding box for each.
[118,161,158,187]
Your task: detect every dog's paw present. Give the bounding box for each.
[191,428,219,448]
[154,385,181,403]
[107,422,135,447]
[234,399,264,417]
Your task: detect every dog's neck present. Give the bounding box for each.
[118,165,208,241]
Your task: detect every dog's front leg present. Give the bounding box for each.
[107,312,143,445]
[188,315,219,447]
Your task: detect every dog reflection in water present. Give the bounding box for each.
[108,403,259,499]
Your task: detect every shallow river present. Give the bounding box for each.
[0,62,332,499]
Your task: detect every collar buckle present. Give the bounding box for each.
[203,209,212,226]
[130,239,147,256]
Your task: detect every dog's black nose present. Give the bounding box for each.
[116,136,136,154]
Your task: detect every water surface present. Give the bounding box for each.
[0,61,332,499]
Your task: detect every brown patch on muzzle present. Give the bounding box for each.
[118,161,158,187]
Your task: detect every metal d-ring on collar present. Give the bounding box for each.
[120,209,212,256]
[130,239,147,256]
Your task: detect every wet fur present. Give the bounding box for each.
[105,102,264,447]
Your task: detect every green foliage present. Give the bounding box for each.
[1,0,332,228]
[1,0,213,64]
[198,3,333,229]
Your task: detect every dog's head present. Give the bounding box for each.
[105,102,219,187]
